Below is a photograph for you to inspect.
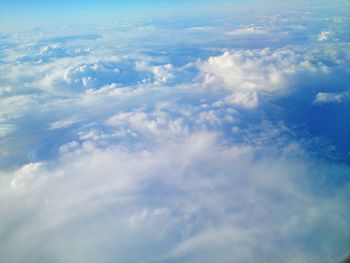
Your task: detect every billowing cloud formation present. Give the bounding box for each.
[0,3,350,263]
[2,131,350,263]
[198,47,331,108]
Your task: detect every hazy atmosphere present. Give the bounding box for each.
[0,0,349,262]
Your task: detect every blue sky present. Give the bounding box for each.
[0,1,350,262]
[1,0,348,29]
[0,0,232,29]
[1,0,229,24]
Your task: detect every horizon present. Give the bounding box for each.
[1,0,348,30]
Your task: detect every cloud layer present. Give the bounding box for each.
[0,3,350,263]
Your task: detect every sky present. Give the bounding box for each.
[0,0,350,263]
[1,0,229,27]
[1,0,348,29]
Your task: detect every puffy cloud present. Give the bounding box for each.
[135,62,175,85]
[0,95,38,122]
[106,110,186,138]
[198,48,330,108]
[224,91,259,109]
[1,131,349,263]
[39,59,147,90]
[318,31,333,42]
[34,57,177,93]
[18,43,89,64]
[200,48,327,92]
[314,92,350,104]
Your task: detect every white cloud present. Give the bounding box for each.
[151,64,175,85]
[186,26,214,32]
[105,110,187,138]
[200,48,325,92]
[135,61,175,85]
[0,124,16,138]
[0,86,13,95]
[314,92,349,104]
[0,95,38,122]
[225,91,259,109]
[58,140,80,154]
[1,131,349,263]
[36,58,176,92]
[10,162,46,189]
[225,26,269,36]
[198,48,329,108]
[318,31,333,41]
[49,116,83,130]
[39,43,64,56]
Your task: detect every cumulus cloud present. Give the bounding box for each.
[33,57,178,93]
[39,60,144,90]
[17,41,91,64]
[224,91,259,109]
[106,111,186,137]
[198,48,330,108]
[135,62,175,85]
[200,48,327,92]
